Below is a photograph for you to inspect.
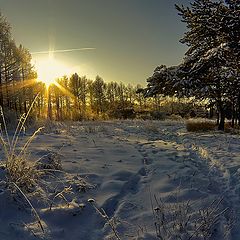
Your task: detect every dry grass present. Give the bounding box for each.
[186,120,216,132]
[0,103,94,236]
[151,192,232,240]
[0,101,47,233]
[0,99,45,193]
[6,157,42,192]
[186,119,240,133]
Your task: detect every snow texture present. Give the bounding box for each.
[0,120,240,239]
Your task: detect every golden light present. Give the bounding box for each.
[35,55,70,88]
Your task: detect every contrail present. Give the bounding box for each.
[31,47,96,55]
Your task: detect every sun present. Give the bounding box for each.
[35,56,70,87]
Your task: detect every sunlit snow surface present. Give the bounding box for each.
[0,120,240,239]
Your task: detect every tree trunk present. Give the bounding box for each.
[209,106,214,119]
[56,94,60,121]
[47,90,52,120]
[231,101,235,128]
[218,104,225,131]
[238,95,240,126]
[0,66,3,107]
[217,112,219,126]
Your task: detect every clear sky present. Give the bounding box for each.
[0,0,191,85]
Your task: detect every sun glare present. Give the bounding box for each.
[35,56,70,87]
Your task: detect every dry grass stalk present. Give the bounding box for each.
[11,182,44,233]
[88,199,122,240]
[49,186,72,210]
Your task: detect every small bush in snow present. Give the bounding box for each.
[150,111,166,120]
[186,120,216,132]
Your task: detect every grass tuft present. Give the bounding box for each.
[0,97,44,193]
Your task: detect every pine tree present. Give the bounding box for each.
[145,65,179,98]
[144,0,239,130]
[175,0,239,130]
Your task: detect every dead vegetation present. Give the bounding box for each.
[186,120,216,132]
[151,191,233,240]
[0,103,93,237]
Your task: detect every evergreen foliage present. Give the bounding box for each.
[145,0,240,130]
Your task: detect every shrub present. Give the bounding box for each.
[150,111,166,120]
[223,122,240,134]
[186,120,216,132]
[109,108,136,119]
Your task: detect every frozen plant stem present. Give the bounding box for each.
[89,200,121,240]
[10,93,40,162]
[11,182,44,233]
[18,127,45,158]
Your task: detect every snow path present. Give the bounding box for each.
[1,120,240,239]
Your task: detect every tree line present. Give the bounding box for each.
[0,13,36,116]
[3,3,228,124]
[0,12,154,121]
[0,11,165,122]
[37,74,153,120]
[145,0,239,130]
[2,11,201,122]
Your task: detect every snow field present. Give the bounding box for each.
[0,120,240,239]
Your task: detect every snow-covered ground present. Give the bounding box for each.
[1,120,240,240]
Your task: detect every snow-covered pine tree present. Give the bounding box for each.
[145,65,180,97]
[144,0,239,129]
[175,0,239,130]
[223,0,240,126]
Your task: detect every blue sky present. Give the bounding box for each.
[0,0,191,85]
